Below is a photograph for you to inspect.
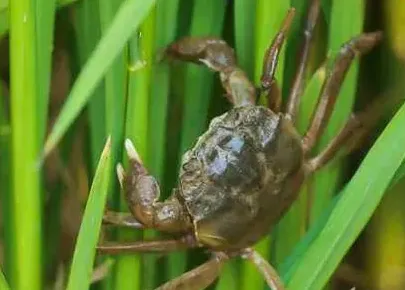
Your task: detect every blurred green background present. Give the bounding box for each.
[0,0,405,289]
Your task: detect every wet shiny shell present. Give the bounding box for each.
[178,105,304,249]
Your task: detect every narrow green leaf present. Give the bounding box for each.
[0,5,8,37]
[148,0,180,181]
[66,137,112,290]
[179,0,227,154]
[73,0,106,172]
[297,65,326,135]
[0,0,78,38]
[0,82,11,289]
[9,0,42,288]
[35,0,56,143]
[311,0,366,222]
[234,0,256,79]
[286,101,405,289]
[43,0,157,157]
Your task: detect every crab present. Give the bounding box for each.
[96,1,382,289]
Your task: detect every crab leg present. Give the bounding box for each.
[97,235,198,255]
[155,252,229,290]
[305,97,385,173]
[302,32,382,153]
[260,8,295,112]
[305,114,361,173]
[102,210,144,228]
[285,0,321,120]
[164,36,256,106]
[240,248,285,290]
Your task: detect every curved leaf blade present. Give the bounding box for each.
[66,137,112,290]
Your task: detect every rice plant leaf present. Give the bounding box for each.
[392,161,405,186]
[74,0,106,172]
[43,0,156,158]
[0,83,10,288]
[179,0,227,154]
[66,137,112,290]
[0,0,78,37]
[35,0,56,144]
[310,0,365,244]
[234,0,256,79]
[148,0,180,181]
[10,0,42,287]
[285,101,405,290]
[297,65,326,135]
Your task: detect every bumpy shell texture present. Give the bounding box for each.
[178,105,303,249]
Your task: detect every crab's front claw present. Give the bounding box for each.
[115,138,144,189]
[117,138,192,233]
[163,36,237,72]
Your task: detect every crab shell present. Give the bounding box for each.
[177,105,305,250]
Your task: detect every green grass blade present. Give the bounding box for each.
[179,0,227,154]
[9,0,42,288]
[215,263,239,290]
[0,82,12,287]
[286,100,405,289]
[73,0,106,172]
[148,0,180,181]
[98,2,135,289]
[0,1,8,38]
[310,0,365,223]
[0,0,78,38]
[43,0,157,157]
[392,161,405,186]
[0,269,9,290]
[35,0,56,143]
[297,65,326,134]
[66,137,112,290]
[99,0,127,157]
[234,0,256,79]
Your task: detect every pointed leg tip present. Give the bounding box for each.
[116,163,125,187]
[125,139,142,163]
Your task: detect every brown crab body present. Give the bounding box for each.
[178,105,304,250]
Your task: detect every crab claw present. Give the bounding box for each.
[116,163,125,188]
[125,138,142,164]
